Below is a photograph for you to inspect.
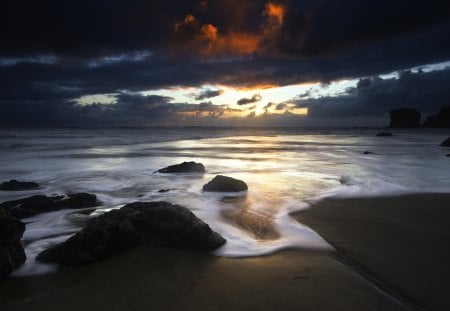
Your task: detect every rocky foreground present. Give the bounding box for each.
[36,201,226,265]
[0,193,98,219]
[0,210,26,279]
[0,162,250,277]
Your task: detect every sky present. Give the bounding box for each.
[1,0,450,127]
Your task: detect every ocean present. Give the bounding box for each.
[1,127,449,275]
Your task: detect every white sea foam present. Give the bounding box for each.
[1,128,449,276]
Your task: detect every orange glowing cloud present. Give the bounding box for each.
[175,14,259,56]
[174,1,286,58]
[264,2,285,25]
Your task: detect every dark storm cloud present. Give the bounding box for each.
[193,89,224,100]
[237,94,262,105]
[0,93,172,127]
[1,0,450,127]
[1,0,449,59]
[269,0,450,58]
[0,92,241,127]
[0,0,198,57]
[275,103,287,110]
[263,102,274,109]
[295,67,450,120]
[2,16,450,103]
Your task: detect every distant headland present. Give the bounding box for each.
[389,106,450,128]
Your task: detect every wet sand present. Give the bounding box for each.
[3,193,450,310]
[0,250,403,310]
[293,193,450,310]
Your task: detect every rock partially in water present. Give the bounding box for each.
[0,180,40,191]
[441,137,450,147]
[363,151,374,155]
[156,161,205,173]
[36,201,226,265]
[389,108,421,128]
[0,193,99,219]
[375,132,393,137]
[0,208,26,279]
[203,175,248,192]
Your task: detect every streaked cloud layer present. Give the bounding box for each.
[1,0,450,127]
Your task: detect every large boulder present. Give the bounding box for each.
[0,208,26,278]
[156,161,205,173]
[203,175,248,192]
[389,108,421,128]
[423,106,450,128]
[441,137,450,147]
[0,180,39,191]
[36,201,226,265]
[0,193,99,219]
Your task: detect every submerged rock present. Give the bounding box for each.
[441,137,450,147]
[0,180,40,191]
[0,208,26,278]
[203,175,248,192]
[0,193,99,219]
[389,108,421,128]
[375,132,393,137]
[363,151,374,155]
[37,201,226,265]
[156,161,205,173]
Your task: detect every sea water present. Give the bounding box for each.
[0,127,449,275]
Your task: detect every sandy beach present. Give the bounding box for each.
[294,193,450,310]
[1,193,450,310]
[0,247,404,311]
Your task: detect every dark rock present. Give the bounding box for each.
[0,180,39,191]
[156,161,205,173]
[389,108,421,128]
[0,193,99,219]
[0,208,26,278]
[203,175,248,192]
[446,154,450,157]
[363,151,374,155]
[441,137,450,147]
[375,132,393,137]
[158,189,171,193]
[37,201,226,265]
[422,106,450,128]
[58,193,98,209]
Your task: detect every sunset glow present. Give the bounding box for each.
[2,1,450,309]
[264,2,285,25]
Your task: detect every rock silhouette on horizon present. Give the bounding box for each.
[441,137,450,147]
[423,106,450,128]
[36,201,226,265]
[389,108,421,128]
[203,175,248,192]
[156,161,205,173]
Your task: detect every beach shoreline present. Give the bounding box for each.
[1,193,449,310]
[293,193,450,310]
